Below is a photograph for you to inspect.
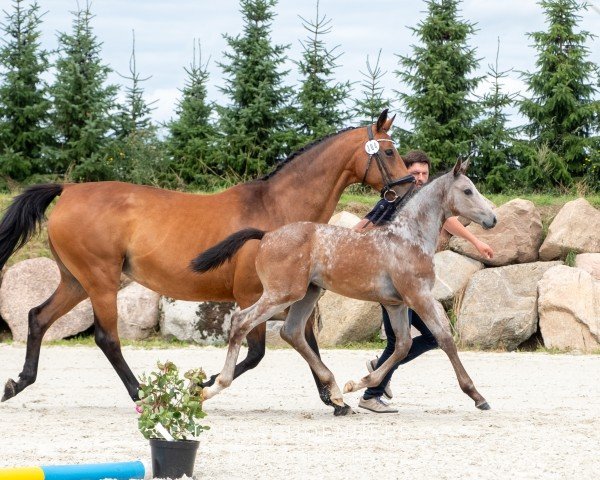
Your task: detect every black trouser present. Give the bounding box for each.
[364,305,438,399]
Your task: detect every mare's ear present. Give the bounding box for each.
[375,109,389,132]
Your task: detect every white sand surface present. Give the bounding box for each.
[1,344,599,479]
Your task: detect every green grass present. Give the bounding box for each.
[44,333,197,349]
[485,192,600,208]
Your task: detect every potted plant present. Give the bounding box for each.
[136,361,209,479]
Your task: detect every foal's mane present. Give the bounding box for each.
[391,169,451,220]
[258,126,358,182]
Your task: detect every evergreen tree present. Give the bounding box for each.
[472,38,519,191]
[518,0,600,187]
[352,49,393,126]
[114,31,155,139]
[291,1,351,149]
[0,0,52,182]
[50,1,118,180]
[396,0,481,170]
[165,41,219,189]
[108,30,165,186]
[217,0,292,178]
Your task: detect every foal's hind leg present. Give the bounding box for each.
[2,273,88,402]
[203,298,290,400]
[280,285,351,415]
[343,304,412,393]
[411,296,489,410]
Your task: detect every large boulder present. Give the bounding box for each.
[317,291,381,347]
[159,298,236,345]
[117,282,160,340]
[538,265,600,352]
[0,258,93,342]
[432,250,484,306]
[449,199,543,267]
[539,198,600,260]
[456,261,562,350]
[574,253,600,281]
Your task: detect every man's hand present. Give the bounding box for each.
[475,240,494,259]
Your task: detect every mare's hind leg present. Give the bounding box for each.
[280,285,351,415]
[203,298,290,400]
[343,304,412,393]
[411,295,489,410]
[2,272,88,402]
[89,289,140,401]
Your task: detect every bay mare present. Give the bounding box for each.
[0,110,413,413]
[192,159,497,411]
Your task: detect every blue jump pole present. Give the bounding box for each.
[41,461,145,480]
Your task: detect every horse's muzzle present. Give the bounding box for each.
[482,215,497,230]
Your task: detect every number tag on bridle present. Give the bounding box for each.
[365,140,380,155]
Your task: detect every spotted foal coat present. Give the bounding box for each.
[194,159,497,411]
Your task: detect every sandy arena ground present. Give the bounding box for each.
[1,344,599,479]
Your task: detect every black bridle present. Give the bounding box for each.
[361,124,415,204]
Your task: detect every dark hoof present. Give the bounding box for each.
[201,374,218,388]
[476,401,491,410]
[319,389,334,407]
[2,378,18,402]
[333,403,355,416]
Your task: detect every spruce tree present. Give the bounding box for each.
[50,1,118,180]
[109,30,165,186]
[165,41,219,189]
[115,31,155,139]
[472,38,519,191]
[352,50,393,126]
[217,0,292,178]
[0,0,52,182]
[291,1,351,149]
[396,0,481,170]
[518,0,600,187]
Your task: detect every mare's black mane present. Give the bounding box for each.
[258,127,358,181]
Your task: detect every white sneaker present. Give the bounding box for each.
[358,396,398,413]
[366,357,393,400]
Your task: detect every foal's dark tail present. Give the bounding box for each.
[191,228,266,273]
[0,184,63,269]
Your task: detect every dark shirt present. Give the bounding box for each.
[364,198,400,226]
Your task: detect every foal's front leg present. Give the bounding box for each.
[343,304,412,393]
[412,296,490,410]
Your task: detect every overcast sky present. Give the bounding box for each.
[25,0,600,129]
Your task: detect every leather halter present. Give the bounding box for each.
[361,125,415,203]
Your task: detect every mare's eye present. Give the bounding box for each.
[385,149,394,156]
[464,188,473,196]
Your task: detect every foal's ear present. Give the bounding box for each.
[453,157,470,177]
[376,109,389,132]
[461,158,470,174]
[453,158,462,177]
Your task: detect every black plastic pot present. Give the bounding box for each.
[149,438,199,479]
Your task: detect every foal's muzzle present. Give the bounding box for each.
[482,215,497,230]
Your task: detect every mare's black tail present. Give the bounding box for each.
[190,228,266,273]
[0,184,63,269]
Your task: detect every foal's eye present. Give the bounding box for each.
[385,149,394,156]
[464,188,473,196]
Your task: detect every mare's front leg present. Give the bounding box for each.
[411,295,490,410]
[343,304,412,393]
